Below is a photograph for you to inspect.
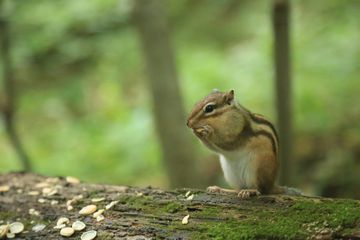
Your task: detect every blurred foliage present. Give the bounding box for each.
[0,0,359,197]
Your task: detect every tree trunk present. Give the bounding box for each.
[272,0,292,185]
[0,0,32,172]
[0,173,359,239]
[132,0,201,188]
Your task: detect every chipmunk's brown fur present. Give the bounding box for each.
[187,90,299,198]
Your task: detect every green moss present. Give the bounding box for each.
[190,206,223,218]
[0,211,15,221]
[289,199,359,227]
[164,202,184,213]
[188,198,360,239]
[97,232,115,240]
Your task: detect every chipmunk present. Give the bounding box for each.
[187,89,301,198]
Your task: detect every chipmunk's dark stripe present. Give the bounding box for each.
[238,108,278,155]
[249,113,279,145]
[253,130,277,155]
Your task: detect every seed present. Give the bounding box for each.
[72,221,86,231]
[67,205,74,211]
[96,215,105,222]
[74,194,83,200]
[42,188,57,196]
[57,217,70,226]
[42,188,52,194]
[29,208,40,216]
[38,198,46,203]
[9,222,24,234]
[6,232,15,238]
[47,189,58,196]
[182,215,190,225]
[186,194,194,201]
[105,201,118,210]
[53,224,66,229]
[46,177,59,183]
[28,191,40,196]
[66,176,80,184]
[0,185,10,192]
[60,227,75,237]
[79,205,97,215]
[32,224,46,232]
[91,197,105,203]
[35,182,50,188]
[185,191,191,197]
[93,209,105,218]
[51,200,59,205]
[81,230,97,240]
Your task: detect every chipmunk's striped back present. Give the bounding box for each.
[235,103,279,156]
[248,112,279,155]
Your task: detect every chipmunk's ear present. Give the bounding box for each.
[224,90,235,105]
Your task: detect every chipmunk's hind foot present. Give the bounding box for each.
[238,189,261,199]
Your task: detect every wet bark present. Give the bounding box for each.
[0,173,359,239]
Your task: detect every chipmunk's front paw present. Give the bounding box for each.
[238,189,261,199]
[207,186,237,194]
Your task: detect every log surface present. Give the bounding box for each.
[0,173,359,239]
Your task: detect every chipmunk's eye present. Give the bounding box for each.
[204,104,216,113]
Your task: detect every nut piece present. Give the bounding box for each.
[81,230,97,240]
[93,209,105,218]
[57,217,70,226]
[60,227,75,237]
[9,222,24,234]
[96,215,105,222]
[186,194,194,201]
[32,224,46,232]
[79,205,97,215]
[42,187,57,196]
[66,176,80,184]
[182,215,190,225]
[72,221,86,231]
[29,208,40,216]
[53,224,66,229]
[35,182,50,188]
[28,191,40,196]
[105,200,118,210]
[91,197,105,203]
[0,185,10,192]
[46,177,59,183]
[6,232,15,238]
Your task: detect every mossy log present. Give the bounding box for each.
[0,173,359,239]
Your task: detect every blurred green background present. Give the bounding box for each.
[0,0,359,198]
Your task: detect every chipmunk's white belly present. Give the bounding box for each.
[219,149,256,190]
